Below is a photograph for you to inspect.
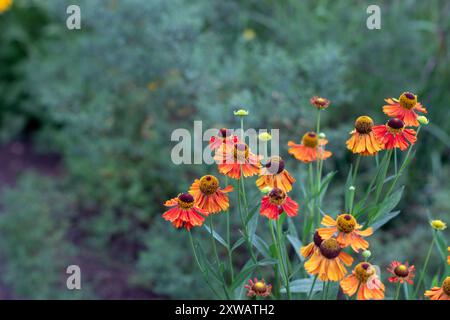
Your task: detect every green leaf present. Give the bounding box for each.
[231,237,245,252]
[280,278,323,293]
[252,235,271,258]
[204,225,229,249]
[368,186,404,223]
[370,210,400,231]
[344,165,353,212]
[435,231,449,264]
[230,259,275,292]
[287,235,304,261]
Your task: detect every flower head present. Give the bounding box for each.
[244,278,272,297]
[258,131,272,142]
[242,28,256,42]
[340,262,385,300]
[430,219,447,231]
[317,214,373,252]
[209,128,239,151]
[387,261,415,284]
[215,142,261,179]
[382,92,427,127]
[189,175,233,214]
[310,96,330,110]
[234,109,249,117]
[162,193,208,230]
[304,237,354,281]
[372,118,417,151]
[0,0,13,13]
[424,276,450,300]
[260,187,298,220]
[300,231,324,259]
[256,156,296,193]
[287,132,332,163]
[346,116,382,156]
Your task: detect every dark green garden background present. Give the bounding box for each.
[0,0,448,299]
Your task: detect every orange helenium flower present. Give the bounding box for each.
[304,237,353,281]
[244,278,272,297]
[387,261,415,284]
[373,118,417,151]
[287,132,332,163]
[310,96,330,110]
[317,214,373,252]
[0,0,13,13]
[260,188,298,220]
[209,128,239,150]
[162,193,208,230]
[300,231,323,259]
[424,276,450,300]
[189,175,233,214]
[215,142,261,179]
[346,116,382,156]
[340,262,385,300]
[382,92,427,127]
[256,156,296,193]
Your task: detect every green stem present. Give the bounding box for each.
[394,148,398,175]
[414,233,435,297]
[352,155,361,185]
[209,216,230,299]
[394,282,401,300]
[386,126,421,197]
[374,149,393,204]
[269,221,281,298]
[307,275,318,300]
[188,231,221,298]
[275,218,292,300]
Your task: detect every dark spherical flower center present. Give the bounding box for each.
[394,265,409,278]
[268,188,286,205]
[399,92,417,110]
[219,128,231,138]
[443,277,450,296]
[199,175,219,195]
[265,156,285,174]
[387,118,405,130]
[302,132,319,148]
[336,214,356,233]
[355,262,375,283]
[178,193,195,209]
[313,231,323,247]
[355,116,374,134]
[319,238,341,259]
[233,143,249,161]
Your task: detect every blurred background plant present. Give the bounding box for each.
[0,0,448,299]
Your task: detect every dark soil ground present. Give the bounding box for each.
[0,139,163,299]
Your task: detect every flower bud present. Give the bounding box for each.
[417,116,429,125]
[260,186,272,194]
[234,109,249,117]
[318,132,326,139]
[430,219,447,231]
[258,132,272,142]
[362,250,371,259]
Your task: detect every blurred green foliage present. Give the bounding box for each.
[0,0,448,298]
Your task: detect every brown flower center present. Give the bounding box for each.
[355,116,374,134]
[313,231,323,247]
[399,92,417,110]
[319,238,341,259]
[178,193,194,209]
[254,281,267,293]
[387,118,405,134]
[268,188,286,205]
[233,143,249,161]
[302,132,319,148]
[265,156,285,174]
[199,175,219,195]
[443,277,450,296]
[355,262,375,283]
[394,265,409,278]
[218,128,231,138]
[336,214,356,233]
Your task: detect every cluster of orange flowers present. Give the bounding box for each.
[161,92,446,300]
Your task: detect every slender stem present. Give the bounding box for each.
[316,109,321,135]
[307,275,318,300]
[394,282,402,300]
[188,231,221,298]
[209,216,231,299]
[269,221,281,298]
[374,149,393,204]
[275,218,292,299]
[386,126,421,197]
[322,281,326,299]
[352,155,361,185]
[394,148,398,175]
[414,233,435,297]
